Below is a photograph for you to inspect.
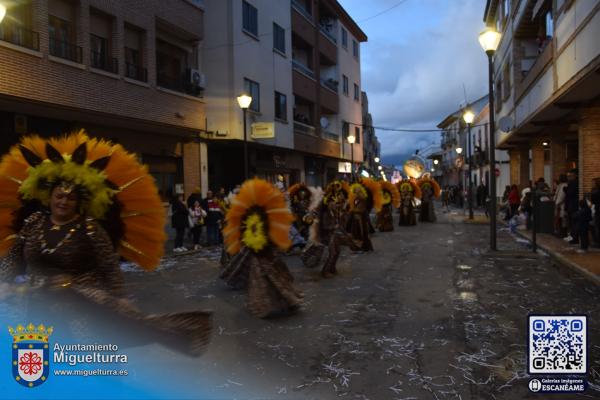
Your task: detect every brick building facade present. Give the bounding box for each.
[0,0,206,201]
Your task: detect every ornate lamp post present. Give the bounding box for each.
[479,26,502,250]
[236,92,252,180]
[463,109,475,220]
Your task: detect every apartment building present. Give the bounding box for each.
[291,0,367,186]
[483,0,600,196]
[0,0,206,200]
[437,109,464,188]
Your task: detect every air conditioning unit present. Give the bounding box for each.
[188,68,206,89]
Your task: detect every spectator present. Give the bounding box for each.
[202,190,223,246]
[520,188,533,229]
[535,177,550,193]
[189,200,206,250]
[564,170,579,244]
[508,184,520,219]
[591,177,600,248]
[171,194,189,252]
[553,174,568,237]
[186,186,203,209]
[575,199,592,253]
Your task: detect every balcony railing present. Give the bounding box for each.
[319,24,337,43]
[322,130,339,142]
[157,72,202,97]
[0,24,39,51]
[292,59,315,79]
[49,38,82,63]
[320,77,338,92]
[125,63,148,82]
[294,121,316,136]
[91,51,118,74]
[292,0,313,23]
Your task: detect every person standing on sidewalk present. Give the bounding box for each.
[171,194,189,252]
[591,177,600,248]
[508,185,520,220]
[202,190,223,246]
[565,169,580,244]
[189,200,206,250]
[553,174,568,238]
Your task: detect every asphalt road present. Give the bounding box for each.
[122,210,600,400]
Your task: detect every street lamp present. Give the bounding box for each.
[433,159,439,165]
[347,134,356,180]
[463,109,475,220]
[479,26,501,251]
[374,156,380,163]
[456,147,463,154]
[378,165,383,171]
[0,3,6,24]
[237,92,252,180]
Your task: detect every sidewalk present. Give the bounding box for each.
[512,228,600,285]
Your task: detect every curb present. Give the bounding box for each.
[512,229,600,286]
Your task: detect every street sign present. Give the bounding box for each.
[251,122,275,139]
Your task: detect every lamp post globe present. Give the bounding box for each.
[456,147,463,155]
[347,135,356,180]
[237,92,252,180]
[374,156,380,163]
[0,4,6,24]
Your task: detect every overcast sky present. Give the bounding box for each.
[339,0,490,166]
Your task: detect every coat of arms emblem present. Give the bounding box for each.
[8,323,53,388]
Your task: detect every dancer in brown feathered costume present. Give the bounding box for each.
[418,175,441,222]
[287,183,312,241]
[301,182,357,277]
[376,181,400,231]
[346,178,382,252]
[397,179,421,226]
[221,179,303,318]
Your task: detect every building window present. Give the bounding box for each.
[0,3,38,50]
[124,25,146,82]
[545,11,553,38]
[244,78,260,112]
[354,126,360,144]
[352,39,359,58]
[342,121,349,139]
[242,1,258,37]
[90,34,109,69]
[341,27,347,49]
[90,10,115,72]
[353,83,359,101]
[342,75,349,96]
[273,23,285,54]
[502,62,511,101]
[275,91,287,121]
[49,11,81,63]
[156,39,189,93]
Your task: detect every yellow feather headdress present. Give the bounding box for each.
[396,179,422,200]
[350,178,383,212]
[379,181,401,208]
[0,131,166,270]
[418,177,441,198]
[223,179,294,255]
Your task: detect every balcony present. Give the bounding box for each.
[319,23,337,44]
[157,72,202,97]
[322,130,339,142]
[91,51,118,74]
[0,24,39,51]
[293,120,316,136]
[49,38,82,63]
[292,59,315,79]
[125,63,148,82]
[292,0,313,23]
[320,77,338,92]
[515,40,553,101]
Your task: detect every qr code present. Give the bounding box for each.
[528,315,587,374]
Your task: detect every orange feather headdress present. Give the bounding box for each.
[379,181,401,208]
[223,179,294,255]
[418,177,441,198]
[357,177,384,212]
[396,179,422,200]
[287,183,311,204]
[0,131,165,269]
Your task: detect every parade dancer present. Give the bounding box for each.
[397,179,421,226]
[376,181,400,232]
[302,182,356,277]
[418,175,441,222]
[0,132,212,355]
[221,179,303,318]
[288,183,312,241]
[347,178,383,252]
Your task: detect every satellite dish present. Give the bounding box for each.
[498,116,514,133]
[320,117,329,129]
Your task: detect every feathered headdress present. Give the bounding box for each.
[323,180,350,205]
[418,177,441,198]
[349,178,383,212]
[287,183,311,204]
[223,179,294,255]
[0,131,166,269]
[396,179,422,200]
[379,181,400,208]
